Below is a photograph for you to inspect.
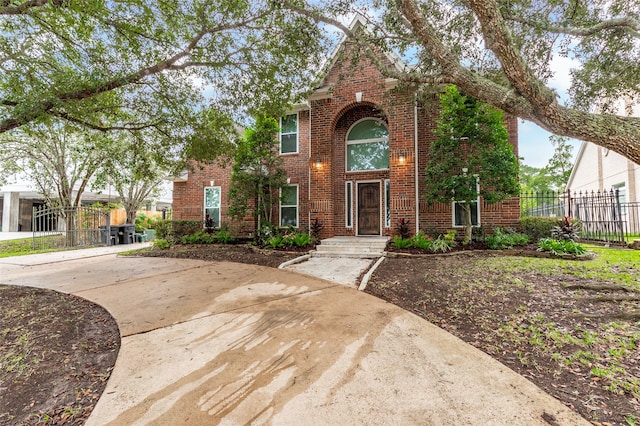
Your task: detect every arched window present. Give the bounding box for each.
[346,119,389,171]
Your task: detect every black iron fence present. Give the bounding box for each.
[32,206,111,250]
[520,189,639,244]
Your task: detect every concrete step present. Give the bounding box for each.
[311,250,383,259]
[312,237,389,259]
[315,245,383,253]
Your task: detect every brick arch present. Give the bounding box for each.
[332,102,387,133]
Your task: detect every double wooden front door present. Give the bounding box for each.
[357,182,380,235]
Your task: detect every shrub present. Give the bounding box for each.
[396,218,411,239]
[538,238,586,255]
[486,228,530,250]
[472,225,487,242]
[444,230,457,246]
[292,232,312,247]
[135,213,156,232]
[255,222,277,246]
[265,235,283,249]
[171,220,202,240]
[430,236,453,253]
[310,218,325,241]
[551,216,581,242]
[181,230,215,244]
[519,216,560,242]
[215,229,236,244]
[153,238,171,249]
[393,235,412,249]
[155,219,172,241]
[411,231,432,250]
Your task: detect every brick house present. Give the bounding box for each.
[171,16,520,239]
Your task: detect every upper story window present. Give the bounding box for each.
[346,119,389,171]
[280,113,298,154]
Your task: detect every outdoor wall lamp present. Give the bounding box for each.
[398,152,406,165]
[314,158,323,170]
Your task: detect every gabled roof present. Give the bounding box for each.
[296,14,407,107]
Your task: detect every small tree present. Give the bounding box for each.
[227,116,288,229]
[543,135,574,190]
[425,85,519,243]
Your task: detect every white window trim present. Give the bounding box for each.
[279,113,299,155]
[345,118,389,172]
[203,186,221,228]
[452,177,480,228]
[612,182,627,214]
[280,184,299,227]
[345,181,353,228]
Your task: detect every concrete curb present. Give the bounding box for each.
[358,255,386,291]
[278,254,312,269]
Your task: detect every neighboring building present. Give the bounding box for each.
[172,16,520,238]
[0,176,172,232]
[566,96,640,203]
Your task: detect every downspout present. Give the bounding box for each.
[308,102,312,235]
[414,98,420,234]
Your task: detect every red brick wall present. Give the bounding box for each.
[172,161,255,235]
[416,95,521,235]
[171,37,521,238]
[308,40,417,238]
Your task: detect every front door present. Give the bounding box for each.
[358,182,381,235]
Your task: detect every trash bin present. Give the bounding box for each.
[99,226,118,246]
[144,229,156,241]
[119,224,135,244]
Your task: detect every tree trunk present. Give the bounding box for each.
[463,204,473,244]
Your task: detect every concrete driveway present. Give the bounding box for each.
[0,250,589,425]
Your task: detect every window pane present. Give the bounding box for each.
[281,114,297,134]
[205,207,220,228]
[347,120,388,140]
[282,185,297,206]
[346,182,352,227]
[347,142,389,171]
[454,202,478,226]
[205,187,220,208]
[385,179,390,228]
[281,133,297,153]
[281,207,297,226]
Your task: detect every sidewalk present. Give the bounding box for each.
[0,242,151,267]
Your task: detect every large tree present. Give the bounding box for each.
[0,1,325,136]
[283,0,640,164]
[0,123,116,210]
[425,85,519,242]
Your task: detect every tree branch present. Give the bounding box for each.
[506,15,640,39]
[0,11,271,133]
[395,0,640,163]
[0,0,67,15]
[283,1,446,85]
[50,110,164,132]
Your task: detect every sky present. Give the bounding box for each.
[517,55,582,168]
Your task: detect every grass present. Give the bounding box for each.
[0,236,100,258]
[427,245,640,411]
[477,245,640,290]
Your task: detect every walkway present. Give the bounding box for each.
[0,248,589,425]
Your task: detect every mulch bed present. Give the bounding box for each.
[0,286,120,425]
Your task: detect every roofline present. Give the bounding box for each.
[565,141,588,191]
[311,13,407,91]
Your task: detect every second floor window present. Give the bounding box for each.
[280,114,298,154]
